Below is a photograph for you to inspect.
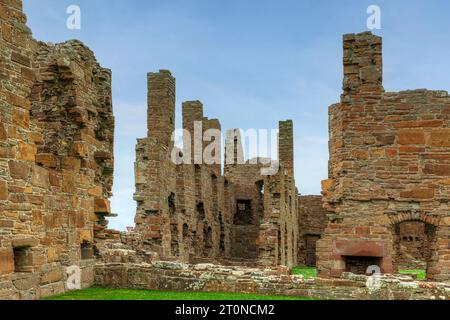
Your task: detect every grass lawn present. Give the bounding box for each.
[292,266,318,279]
[44,288,314,300]
[399,269,427,281]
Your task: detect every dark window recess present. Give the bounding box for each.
[197,202,205,220]
[168,193,176,216]
[81,242,94,260]
[234,200,252,225]
[144,210,159,216]
[305,235,320,267]
[203,226,213,257]
[14,247,33,273]
[219,214,225,254]
[171,224,179,256]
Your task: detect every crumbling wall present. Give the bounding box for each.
[225,159,265,260]
[257,121,298,268]
[0,0,114,299]
[297,196,328,266]
[133,71,298,268]
[319,32,450,282]
[134,72,234,263]
[94,262,450,300]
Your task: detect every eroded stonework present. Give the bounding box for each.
[319,32,450,282]
[133,71,299,268]
[0,0,115,299]
[2,0,449,302]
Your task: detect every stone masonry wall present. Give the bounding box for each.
[94,262,450,300]
[133,71,298,268]
[0,0,114,299]
[319,32,450,282]
[297,196,328,266]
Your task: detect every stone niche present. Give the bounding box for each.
[331,240,392,276]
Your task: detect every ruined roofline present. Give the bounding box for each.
[341,31,450,97]
[36,40,112,75]
[342,31,381,41]
[148,69,173,76]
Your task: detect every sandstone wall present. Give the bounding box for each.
[0,0,114,299]
[319,32,450,282]
[134,72,234,263]
[133,71,298,268]
[94,262,450,300]
[297,196,328,266]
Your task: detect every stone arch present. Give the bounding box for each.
[387,211,441,228]
[388,212,440,281]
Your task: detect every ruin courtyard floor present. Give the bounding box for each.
[44,266,427,300]
[44,287,313,301]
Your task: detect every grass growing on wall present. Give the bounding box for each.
[399,269,427,281]
[292,266,318,279]
[44,288,314,300]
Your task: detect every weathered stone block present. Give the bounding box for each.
[0,179,8,200]
[31,165,49,189]
[17,141,36,161]
[423,163,450,176]
[12,237,39,248]
[0,249,14,275]
[427,129,450,147]
[8,160,30,180]
[398,129,425,145]
[35,154,57,168]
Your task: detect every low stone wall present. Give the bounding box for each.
[0,260,95,300]
[94,262,450,300]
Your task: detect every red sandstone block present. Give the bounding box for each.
[399,146,425,153]
[21,67,35,81]
[36,154,57,168]
[72,141,89,158]
[393,120,443,129]
[397,129,425,145]
[12,108,29,128]
[427,129,450,147]
[17,141,36,161]
[95,198,111,214]
[355,226,371,236]
[0,219,14,228]
[48,170,60,187]
[0,179,7,200]
[385,148,398,158]
[8,160,30,180]
[321,179,334,192]
[352,150,369,160]
[6,92,31,110]
[0,123,6,141]
[0,249,14,275]
[61,157,81,171]
[423,163,450,176]
[400,188,434,199]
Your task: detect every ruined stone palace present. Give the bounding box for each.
[0,0,449,300]
[133,70,299,268]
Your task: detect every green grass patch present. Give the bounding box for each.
[44,288,314,300]
[292,266,317,279]
[399,269,426,281]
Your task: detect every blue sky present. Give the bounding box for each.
[23,0,450,230]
